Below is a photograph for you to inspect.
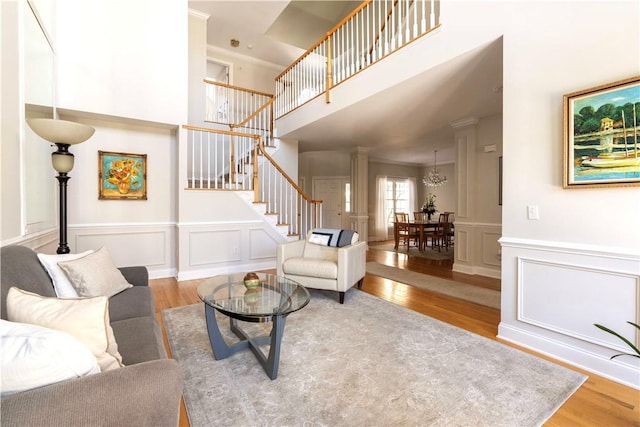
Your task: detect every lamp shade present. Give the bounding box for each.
[27,118,95,145]
[52,152,75,173]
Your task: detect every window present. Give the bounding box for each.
[385,178,410,228]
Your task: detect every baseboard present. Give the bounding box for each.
[498,322,640,390]
[452,263,501,279]
[148,268,177,280]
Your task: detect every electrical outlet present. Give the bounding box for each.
[527,205,539,220]
[232,247,239,255]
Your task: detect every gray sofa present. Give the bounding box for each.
[0,244,184,427]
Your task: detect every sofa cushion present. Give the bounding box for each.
[6,288,124,372]
[112,317,168,365]
[0,319,100,397]
[36,250,94,298]
[57,246,133,298]
[109,286,155,322]
[1,245,57,320]
[282,257,338,279]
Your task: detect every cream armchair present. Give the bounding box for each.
[276,229,366,303]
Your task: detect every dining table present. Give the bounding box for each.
[393,220,438,252]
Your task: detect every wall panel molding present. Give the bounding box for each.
[177,220,284,281]
[517,256,640,353]
[499,238,640,389]
[70,222,176,279]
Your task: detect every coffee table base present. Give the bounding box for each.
[204,304,286,380]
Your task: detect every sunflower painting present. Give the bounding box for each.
[99,151,147,200]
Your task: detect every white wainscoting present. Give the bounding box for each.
[499,237,640,389]
[452,222,501,279]
[69,222,176,279]
[177,220,283,281]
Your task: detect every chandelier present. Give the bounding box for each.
[423,150,447,187]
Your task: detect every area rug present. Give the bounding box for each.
[162,290,586,427]
[370,242,454,260]
[366,262,501,309]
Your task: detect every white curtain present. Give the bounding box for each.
[409,177,417,216]
[375,175,388,241]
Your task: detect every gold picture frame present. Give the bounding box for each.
[98,151,147,200]
[563,75,640,188]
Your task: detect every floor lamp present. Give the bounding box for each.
[27,118,95,254]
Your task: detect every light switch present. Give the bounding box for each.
[527,205,539,220]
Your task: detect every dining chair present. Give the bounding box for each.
[394,212,410,248]
[444,212,455,248]
[430,213,450,252]
[395,212,420,249]
[415,212,434,250]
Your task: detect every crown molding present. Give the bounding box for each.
[188,8,210,21]
[450,116,479,129]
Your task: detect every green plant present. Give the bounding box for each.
[594,321,640,359]
[422,193,437,216]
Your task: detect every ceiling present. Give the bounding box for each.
[188,1,503,166]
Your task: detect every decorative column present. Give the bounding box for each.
[350,146,369,242]
[450,117,478,273]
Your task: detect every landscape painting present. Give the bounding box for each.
[563,76,640,188]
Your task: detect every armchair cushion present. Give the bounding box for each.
[277,229,366,303]
[282,257,338,279]
[308,228,358,247]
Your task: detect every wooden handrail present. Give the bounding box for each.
[203,79,274,98]
[275,0,373,81]
[182,124,259,139]
[256,137,322,205]
[234,97,275,129]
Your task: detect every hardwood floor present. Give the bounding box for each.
[150,241,639,427]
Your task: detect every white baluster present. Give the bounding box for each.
[413,0,418,38]
[384,0,389,55]
[430,0,435,28]
[206,131,210,188]
[391,0,396,50]
[397,0,402,47]
[405,0,410,43]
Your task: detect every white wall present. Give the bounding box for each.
[299,150,351,194]
[22,0,191,278]
[439,0,640,388]
[207,46,282,94]
[1,1,23,243]
[188,10,209,127]
[56,0,188,125]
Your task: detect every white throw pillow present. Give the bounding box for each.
[57,246,132,298]
[0,319,100,397]
[37,250,94,298]
[6,287,124,371]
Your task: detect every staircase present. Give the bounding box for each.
[183,81,321,240]
[182,0,440,240]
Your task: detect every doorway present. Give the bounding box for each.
[313,177,350,229]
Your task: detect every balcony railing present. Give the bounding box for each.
[274,0,440,118]
[183,124,322,237]
[205,79,275,146]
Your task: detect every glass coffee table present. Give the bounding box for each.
[197,272,310,380]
